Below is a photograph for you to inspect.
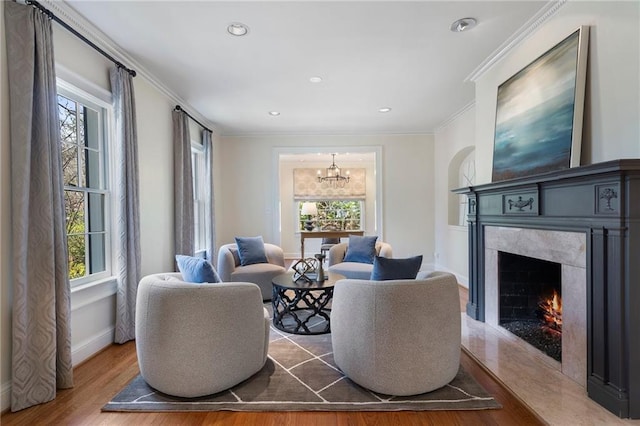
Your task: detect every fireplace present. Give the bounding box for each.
[498,251,562,362]
[484,226,585,386]
[453,159,640,418]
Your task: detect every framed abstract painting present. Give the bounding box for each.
[491,26,589,182]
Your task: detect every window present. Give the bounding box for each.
[299,200,363,231]
[192,141,207,256]
[58,86,110,286]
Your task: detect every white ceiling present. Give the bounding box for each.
[65,1,548,136]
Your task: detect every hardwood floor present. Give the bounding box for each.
[1,286,544,425]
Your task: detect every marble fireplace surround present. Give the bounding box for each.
[454,160,640,418]
[484,226,587,387]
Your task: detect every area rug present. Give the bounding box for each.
[104,324,501,412]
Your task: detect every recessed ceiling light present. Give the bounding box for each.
[450,18,477,33]
[227,23,249,36]
[378,107,392,113]
[268,111,280,116]
[309,76,323,83]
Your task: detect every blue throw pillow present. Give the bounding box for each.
[370,255,423,280]
[175,255,221,283]
[235,236,269,266]
[343,235,378,264]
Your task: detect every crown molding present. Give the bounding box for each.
[41,0,218,135]
[220,129,435,138]
[465,0,567,82]
[434,100,476,134]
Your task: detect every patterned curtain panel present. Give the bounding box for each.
[173,110,194,258]
[110,67,142,344]
[5,1,74,411]
[203,129,216,262]
[293,168,366,200]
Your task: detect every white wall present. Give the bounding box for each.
[434,1,640,285]
[0,5,178,410]
[136,78,176,276]
[433,106,476,286]
[217,134,435,264]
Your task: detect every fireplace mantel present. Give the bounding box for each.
[453,159,640,419]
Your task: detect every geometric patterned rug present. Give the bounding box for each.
[103,321,501,412]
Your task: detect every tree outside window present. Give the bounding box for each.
[58,91,109,283]
[299,200,362,231]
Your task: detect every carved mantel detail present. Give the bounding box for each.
[599,187,618,211]
[507,195,534,211]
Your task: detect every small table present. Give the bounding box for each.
[271,271,345,335]
[300,230,364,258]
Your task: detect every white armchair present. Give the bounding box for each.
[135,273,270,397]
[217,242,286,300]
[330,271,461,395]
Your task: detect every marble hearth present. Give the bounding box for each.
[484,226,587,386]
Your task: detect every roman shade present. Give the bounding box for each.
[293,168,366,200]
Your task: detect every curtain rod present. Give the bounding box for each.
[174,105,212,133]
[25,0,137,77]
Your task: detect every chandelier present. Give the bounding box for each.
[317,154,350,188]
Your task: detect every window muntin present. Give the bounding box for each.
[58,88,110,286]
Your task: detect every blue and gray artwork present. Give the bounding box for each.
[492,31,580,182]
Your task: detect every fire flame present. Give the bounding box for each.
[539,290,562,332]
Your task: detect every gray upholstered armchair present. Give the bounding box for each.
[135,273,270,397]
[217,242,286,300]
[330,271,461,395]
[327,241,393,279]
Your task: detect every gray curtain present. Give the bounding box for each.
[110,67,141,344]
[4,1,73,411]
[173,110,194,257]
[203,130,216,262]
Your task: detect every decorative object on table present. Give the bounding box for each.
[491,26,589,182]
[290,257,319,283]
[300,202,317,231]
[314,253,326,282]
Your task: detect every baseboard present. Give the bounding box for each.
[71,326,114,366]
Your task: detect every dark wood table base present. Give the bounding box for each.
[271,271,344,335]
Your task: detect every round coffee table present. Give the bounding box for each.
[271,271,345,335]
